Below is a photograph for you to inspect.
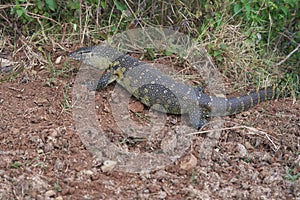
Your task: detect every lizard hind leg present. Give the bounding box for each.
[188,108,208,129]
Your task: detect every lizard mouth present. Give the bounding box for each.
[68,46,93,60]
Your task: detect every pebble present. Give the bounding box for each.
[244,141,254,150]
[101,160,117,172]
[45,190,56,198]
[34,97,49,107]
[37,149,44,154]
[236,143,248,158]
[180,154,197,170]
[83,169,94,176]
[128,101,144,113]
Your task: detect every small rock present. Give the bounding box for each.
[161,134,177,154]
[241,111,251,117]
[0,160,7,168]
[154,191,167,199]
[0,57,17,69]
[11,127,19,134]
[261,152,272,162]
[128,101,144,113]
[180,154,197,170]
[83,170,94,176]
[55,56,62,64]
[49,129,59,138]
[57,127,66,135]
[21,74,29,83]
[45,190,56,198]
[31,69,37,75]
[170,117,178,125]
[236,143,248,158]
[37,149,44,154]
[55,196,63,200]
[111,93,121,103]
[244,141,254,150]
[54,158,64,171]
[294,155,300,174]
[16,94,23,98]
[43,143,54,153]
[34,97,49,107]
[103,103,111,113]
[148,184,161,193]
[48,106,57,114]
[101,160,117,172]
[293,179,300,196]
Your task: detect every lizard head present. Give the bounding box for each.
[68,46,94,61]
[68,45,124,70]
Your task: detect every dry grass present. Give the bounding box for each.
[207,24,278,92]
[0,1,298,98]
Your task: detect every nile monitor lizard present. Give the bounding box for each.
[69,45,277,128]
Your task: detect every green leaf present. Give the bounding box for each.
[54,181,62,192]
[101,0,107,9]
[145,47,155,60]
[37,0,44,10]
[16,8,25,17]
[216,55,223,62]
[165,50,173,56]
[114,0,126,12]
[219,43,227,50]
[69,1,80,10]
[213,50,221,57]
[234,4,241,14]
[11,162,22,168]
[281,6,288,16]
[244,3,251,14]
[46,0,56,11]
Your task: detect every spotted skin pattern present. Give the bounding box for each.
[69,45,276,128]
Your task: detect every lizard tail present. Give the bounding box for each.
[225,86,277,115]
[202,86,277,116]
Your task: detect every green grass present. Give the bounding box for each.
[285,167,299,182]
[0,0,298,98]
[54,181,62,192]
[62,83,71,111]
[10,162,22,169]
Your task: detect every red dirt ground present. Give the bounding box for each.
[0,57,299,199]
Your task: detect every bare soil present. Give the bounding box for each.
[0,56,299,200]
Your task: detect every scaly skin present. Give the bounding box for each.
[69,45,277,128]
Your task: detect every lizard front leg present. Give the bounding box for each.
[84,61,121,91]
[95,61,126,90]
